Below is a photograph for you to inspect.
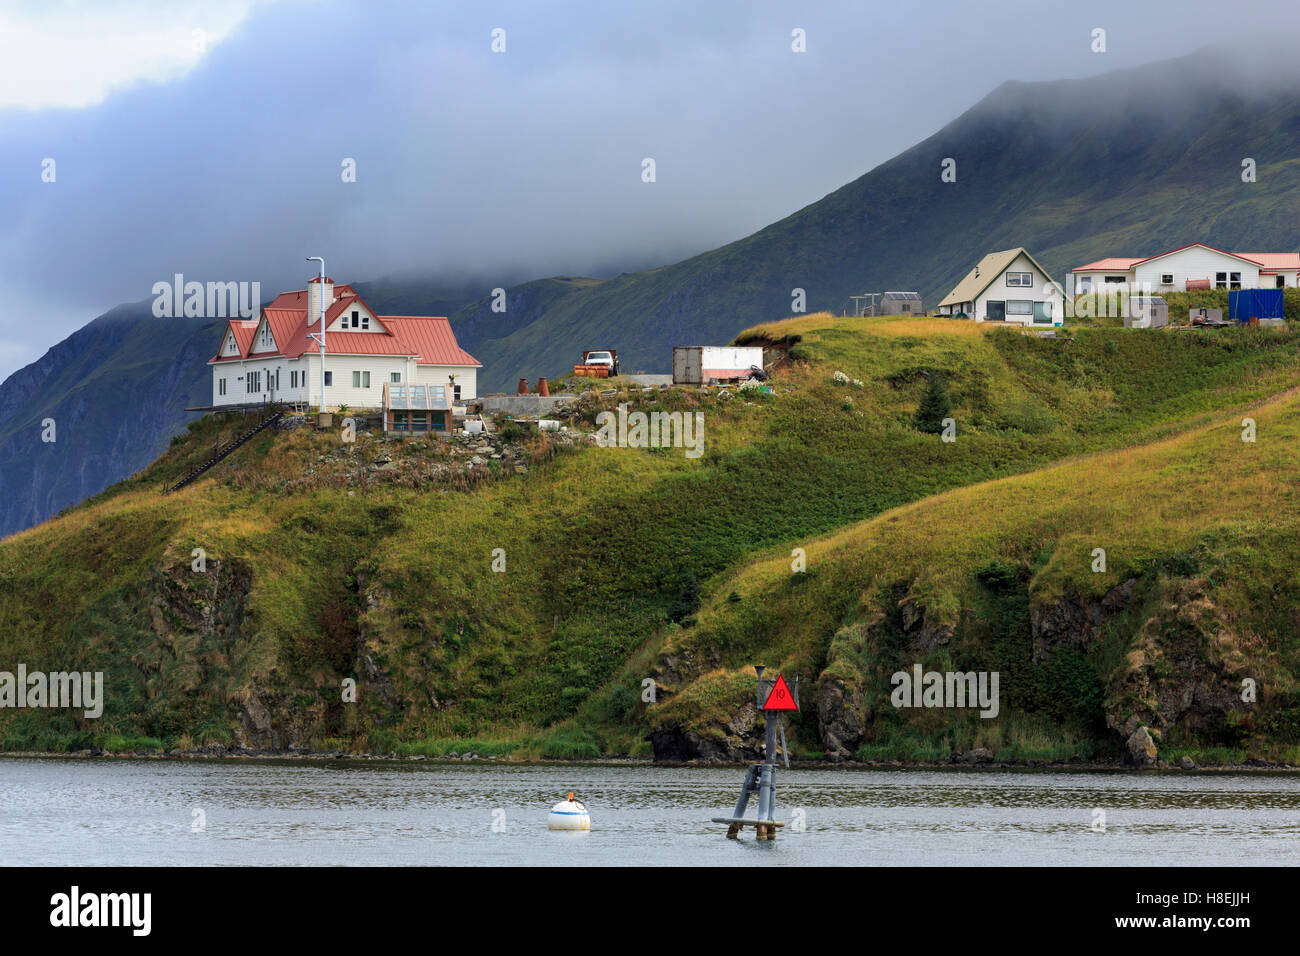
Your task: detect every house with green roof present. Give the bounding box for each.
[937,248,1064,327]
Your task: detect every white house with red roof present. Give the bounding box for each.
[208,275,481,411]
[1072,243,1300,293]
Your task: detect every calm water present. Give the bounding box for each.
[1,758,1297,866]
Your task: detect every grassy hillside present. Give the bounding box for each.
[11,50,1300,542]
[3,313,1300,764]
[650,340,1300,766]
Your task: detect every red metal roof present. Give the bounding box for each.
[1074,245,1300,274]
[381,317,482,366]
[1238,253,1300,271]
[209,283,480,366]
[210,320,259,363]
[1072,257,1144,272]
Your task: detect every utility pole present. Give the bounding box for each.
[851,293,881,317]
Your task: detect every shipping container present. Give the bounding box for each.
[673,346,765,385]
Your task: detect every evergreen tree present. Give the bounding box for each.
[913,372,952,434]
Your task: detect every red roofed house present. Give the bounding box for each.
[208,275,481,413]
[1072,244,1300,293]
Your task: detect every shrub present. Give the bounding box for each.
[913,373,952,433]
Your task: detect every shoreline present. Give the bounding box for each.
[1,750,1296,772]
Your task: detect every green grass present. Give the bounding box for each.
[4,313,1300,762]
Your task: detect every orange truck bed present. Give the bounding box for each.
[573,349,617,378]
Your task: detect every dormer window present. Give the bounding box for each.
[349,310,369,330]
[257,324,274,348]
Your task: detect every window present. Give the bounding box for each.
[1278,276,1286,289]
[258,324,273,349]
[350,310,359,329]
[362,315,369,330]
[1006,272,1032,287]
[1216,272,1227,289]
[352,371,370,388]
[985,301,1006,321]
[1006,300,1033,316]
[453,384,462,402]
[246,371,261,393]
[391,372,401,383]
[349,310,370,330]
[218,378,226,396]
[1033,301,1053,324]
[1104,276,1126,284]
[1161,273,1174,285]
[1230,272,1241,290]
[1078,277,1092,293]
[324,371,333,387]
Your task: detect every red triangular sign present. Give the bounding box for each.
[762,674,798,711]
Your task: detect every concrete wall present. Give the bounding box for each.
[480,393,577,416]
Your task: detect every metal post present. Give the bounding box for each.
[712,664,793,840]
[757,709,778,839]
[307,256,326,414]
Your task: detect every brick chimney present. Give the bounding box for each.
[307,274,335,325]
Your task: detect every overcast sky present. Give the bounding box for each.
[1,0,1297,381]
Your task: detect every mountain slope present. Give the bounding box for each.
[0,307,221,538]
[7,48,1300,537]
[455,49,1300,386]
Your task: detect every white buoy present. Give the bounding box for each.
[548,792,590,830]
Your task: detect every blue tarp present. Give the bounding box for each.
[1228,288,1284,322]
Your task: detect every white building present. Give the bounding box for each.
[937,248,1064,327]
[1072,244,1300,293]
[208,276,481,411]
